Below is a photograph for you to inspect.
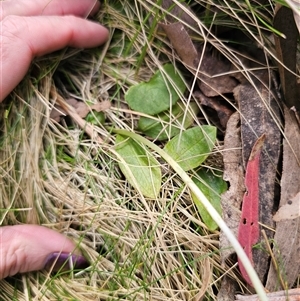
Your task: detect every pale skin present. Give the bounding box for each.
[0,0,109,279]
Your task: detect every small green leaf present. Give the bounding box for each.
[192,169,227,231]
[85,111,105,125]
[163,126,217,171]
[115,134,161,198]
[138,102,200,141]
[125,64,186,115]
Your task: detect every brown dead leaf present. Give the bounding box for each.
[273,191,300,222]
[194,90,234,129]
[50,98,111,122]
[160,27,238,96]
[236,288,300,301]
[158,1,238,97]
[217,276,239,301]
[160,0,198,32]
[273,4,300,111]
[220,112,245,262]
[266,106,300,291]
[234,71,281,283]
[160,22,198,67]
[197,49,238,97]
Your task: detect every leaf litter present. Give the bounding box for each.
[1,0,300,300]
[238,134,265,286]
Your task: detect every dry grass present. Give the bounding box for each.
[0,0,280,300]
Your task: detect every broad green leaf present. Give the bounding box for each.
[192,169,227,231]
[115,134,161,198]
[138,102,200,141]
[163,126,217,171]
[125,64,186,115]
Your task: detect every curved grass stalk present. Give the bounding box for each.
[113,129,268,301]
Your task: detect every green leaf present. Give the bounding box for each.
[163,126,217,171]
[138,102,200,141]
[192,169,227,231]
[125,64,186,115]
[115,134,161,198]
[85,111,105,125]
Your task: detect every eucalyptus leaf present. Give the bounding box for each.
[138,102,199,141]
[115,134,161,198]
[192,169,227,231]
[125,64,186,115]
[163,126,217,171]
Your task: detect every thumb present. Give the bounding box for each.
[0,225,89,279]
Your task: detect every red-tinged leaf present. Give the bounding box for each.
[238,134,266,286]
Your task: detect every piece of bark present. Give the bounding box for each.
[266,106,300,290]
[236,288,300,301]
[234,71,281,283]
[220,112,245,262]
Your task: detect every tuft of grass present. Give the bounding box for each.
[0,0,291,300]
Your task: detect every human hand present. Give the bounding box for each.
[0,0,109,279]
[0,225,89,279]
[0,0,109,101]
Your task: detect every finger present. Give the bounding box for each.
[0,225,89,279]
[0,0,100,20]
[0,15,109,101]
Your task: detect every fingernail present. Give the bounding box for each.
[44,252,89,272]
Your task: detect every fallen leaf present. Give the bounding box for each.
[50,98,111,122]
[273,191,300,221]
[159,7,238,97]
[273,4,300,111]
[197,49,239,97]
[266,106,300,290]
[50,93,105,143]
[160,22,198,67]
[194,90,234,129]
[238,134,265,287]
[160,0,198,28]
[234,72,281,283]
[163,126,216,171]
[219,112,245,262]
[236,288,300,301]
[217,276,238,301]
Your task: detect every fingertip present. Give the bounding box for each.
[0,225,85,279]
[44,252,90,272]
